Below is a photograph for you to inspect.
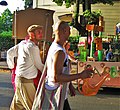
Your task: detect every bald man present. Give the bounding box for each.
[32,21,94,110]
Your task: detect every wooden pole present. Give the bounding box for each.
[14,10,17,45]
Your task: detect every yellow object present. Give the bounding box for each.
[68,51,74,57]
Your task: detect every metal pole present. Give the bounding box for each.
[42,13,49,61]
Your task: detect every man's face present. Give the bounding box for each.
[64,26,70,40]
[34,28,43,40]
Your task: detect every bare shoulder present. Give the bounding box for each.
[55,50,65,60]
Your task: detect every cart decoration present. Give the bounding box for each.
[78,73,109,96]
[77,62,120,96]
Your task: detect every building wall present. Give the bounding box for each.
[33,0,120,36]
[33,0,74,25]
[91,2,120,36]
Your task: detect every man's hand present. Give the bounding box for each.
[79,69,94,80]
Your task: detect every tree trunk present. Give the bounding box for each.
[73,0,86,35]
[83,0,91,12]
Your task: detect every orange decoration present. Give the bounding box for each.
[94,37,102,50]
[78,73,109,96]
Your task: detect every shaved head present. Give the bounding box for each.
[53,20,70,44]
[54,21,69,32]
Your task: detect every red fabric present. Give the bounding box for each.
[88,36,92,45]
[94,51,98,57]
[11,64,42,91]
[33,70,42,88]
[11,38,42,91]
[11,64,16,91]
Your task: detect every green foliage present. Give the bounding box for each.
[0,9,14,51]
[0,8,13,32]
[53,0,63,6]
[0,31,14,51]
[23,0,33,9]
[52,0,114,8]
[0,31,12,38]
[68,36,80,52]
[52,0,75,8]
[83,10,102,24]
[52,0,114,35]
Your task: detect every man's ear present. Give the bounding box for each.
[29,32,35,39]
[31,32,34,36]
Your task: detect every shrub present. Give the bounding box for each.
[0,31,14,51]
[68,36,80,53]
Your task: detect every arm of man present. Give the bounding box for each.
[7,45,18,69]
[30,46,44,72]
[53,50,94,83]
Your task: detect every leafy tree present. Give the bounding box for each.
[53,0,113,8]
[0,9,14,51]
[23,0,114,35]
[52,0,114,35]
[0,8,13,32]
[0,31,14,51]
[83,9,102,24]
[23,0,33,9]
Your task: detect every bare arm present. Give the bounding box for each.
[53,50,94,83]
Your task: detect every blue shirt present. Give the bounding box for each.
[106,52,113,61]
